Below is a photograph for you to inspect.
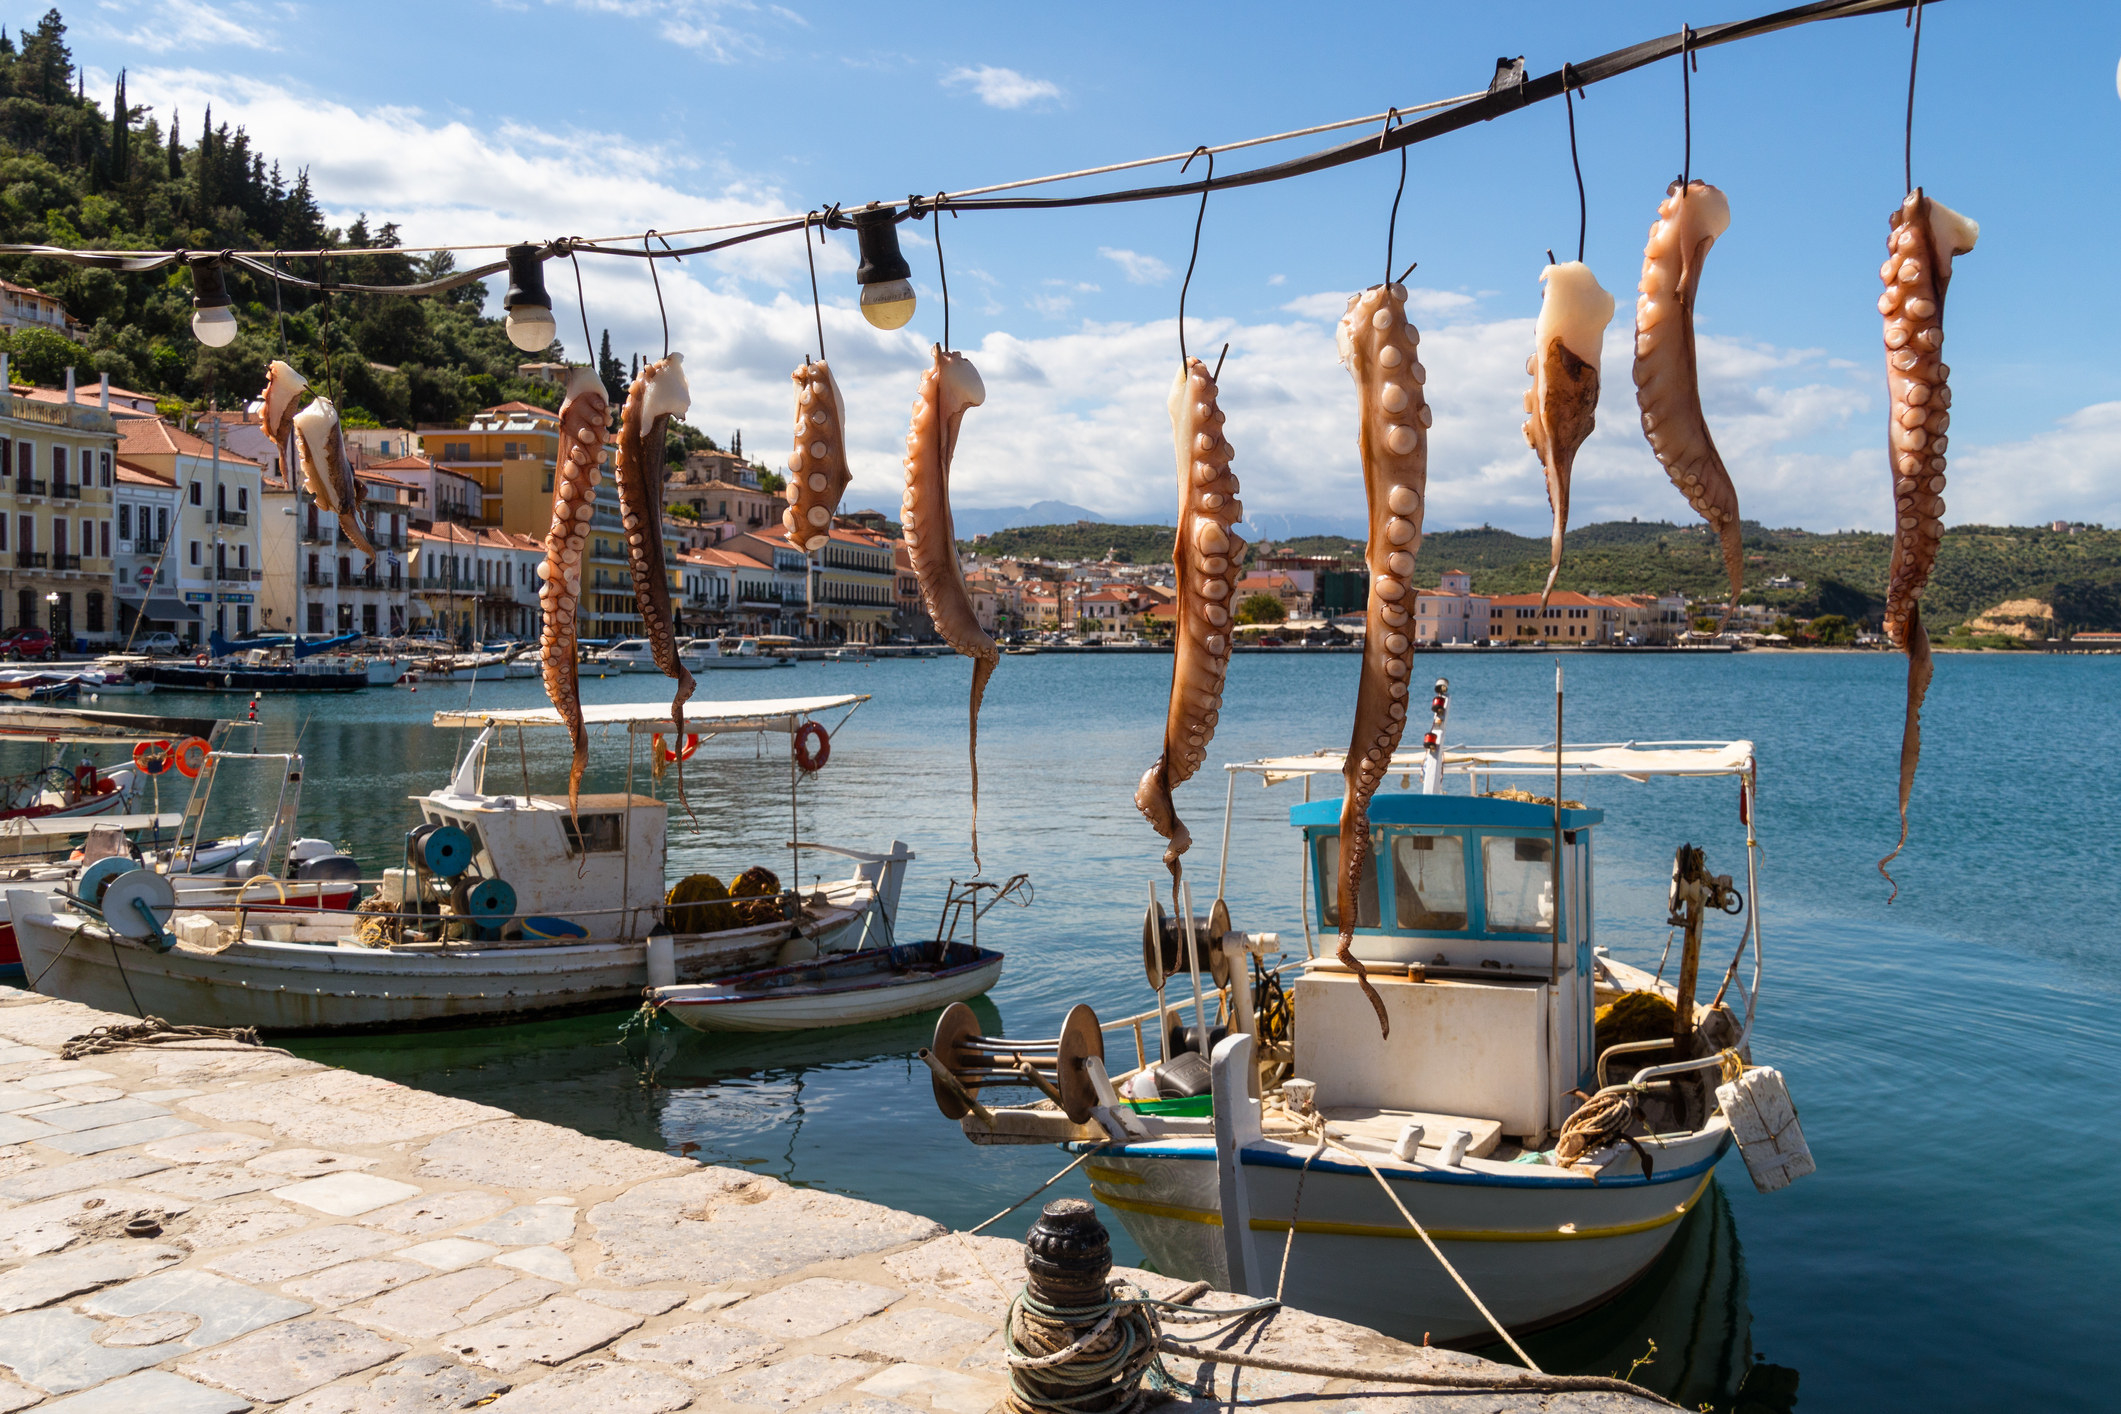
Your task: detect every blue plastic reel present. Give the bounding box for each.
[465,878,517,919]
[77,856,139,908]
[420,825,474,878]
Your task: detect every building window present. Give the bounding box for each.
[51,446,63,481]
[51,519,64,555]
[99,521,109,558]
[189,482,202,505]
[86,592,103,633]
[155,507,168,541]
[237,486,248,512]
[79,448,90,482]
[189,541,200,565]
[237,544,248,570]
[99,452,110,486]
[14,443,28,478]
[118,505,131,539]
[307,603,324,633]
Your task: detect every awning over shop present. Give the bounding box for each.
[124,596,201,622]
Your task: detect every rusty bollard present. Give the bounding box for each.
[1004,1198,1155,1414]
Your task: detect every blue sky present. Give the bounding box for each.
[64,0,2121,537]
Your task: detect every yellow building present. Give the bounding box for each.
[2,376,119,644]
[419,401,572,541]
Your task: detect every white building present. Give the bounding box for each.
[114,417,262,644]
[410,524,545,644]
[1414,569,1492,644]
[114,461,184,642]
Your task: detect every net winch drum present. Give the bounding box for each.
[1140,898,1233,992]
[419,825,474,878]
[925,1002,1104,1124]
[100,868,177,950]
[76,856,139,909]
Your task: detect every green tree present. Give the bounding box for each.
[1235,593,1286,625]
[596,329,624,403]
[1809,614,1855,645]
[7,326,77,383]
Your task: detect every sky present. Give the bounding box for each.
[58,0,2121,538]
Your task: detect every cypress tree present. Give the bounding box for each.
[167,107,180,179]
[109,69,126,182]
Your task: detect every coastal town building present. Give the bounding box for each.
[724,529,811,637]
[409,524,546,644]
[1489,591,1626,643]
[118,413,262,643]
[806,524,896,644]
[1414,570,1491,645]
[419,401,569,539]
[113,462,180,642]
[893,541,932,640]
[0,371,119,644]
[0,280,80,341]
[261,469,417,637]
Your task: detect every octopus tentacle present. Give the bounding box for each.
[1878,188,1977,897]
[539,367,609,816]
[1634,180,1745,604]
[782,358,853,552]
[1334,282,1433,1040]
[1522,261,1614,606]
[260,359,307,443]
[292,396,375,558]
[901,346,999,872]
[1134,356,1244,877]
[616,355,697,810]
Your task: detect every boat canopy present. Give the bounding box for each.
[0,706,225,745]
[0,811,183,837]
[432,694,868,735]
[1233,739,1755,785]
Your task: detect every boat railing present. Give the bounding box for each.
[1596,1037,1674,1089]
[1093,956,1307,1076]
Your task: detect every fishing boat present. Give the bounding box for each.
[684,636,793,670]
[11,694,916,1032]
[919,687,1812,1345]
[142,633,372,692]
[597,639,667,672]
[0,669,79,701]
[824,644,875,664]
[652,875,1022,1032]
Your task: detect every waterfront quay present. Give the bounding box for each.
[0,989,1655,1412]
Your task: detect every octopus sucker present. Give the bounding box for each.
[260,359,307,443]
[1634,180,1746,604]
[616,354,697,810]
[542,366,610,816]
[1522,261,1614,605]
[1333,283,1432,1039]
[782,359,851,552]
[900,346,999,871]
[291,395,375,558]
[1134,356,1245,877]
[1878,189,1977,898]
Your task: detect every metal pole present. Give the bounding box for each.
[1299,773,1315,959]
[1551,660,1562,987]
[789,719,802,889]
[1215,768,1236,901]
[1178,875,1208,1054]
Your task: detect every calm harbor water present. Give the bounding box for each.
[99,649,2118,1411]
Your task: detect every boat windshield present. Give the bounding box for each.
[1483,836,1556,932]
[1392,833,1468,930]
[1312,833,1378,928]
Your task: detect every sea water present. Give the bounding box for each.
[121,649,2117,1411]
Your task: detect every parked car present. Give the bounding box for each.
[0,627,56,661]
[138,632,183,657]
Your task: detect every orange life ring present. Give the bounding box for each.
[173,737,210,778]
[194,653,210,667]
[133,739,174,776]
[654,732,700,764]
[793,721,830,774]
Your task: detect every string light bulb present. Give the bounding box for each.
[188,256,237,347]
[503,243,558,353]
[851,205,916,330]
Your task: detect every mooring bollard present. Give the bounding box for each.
[1004,1197,1160,1414]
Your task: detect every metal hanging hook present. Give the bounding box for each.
[931,191,954,353]
[1380,107,1409,288]
[803,211,827,363]
[1681,26,1694,188]
[1904,0,1926,195]
[1177,145,1213,369]
[567,250,595,368]
[1562,63,1587,263]
[643,230,674,360]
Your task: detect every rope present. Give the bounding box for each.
[1555,1085,1652,1175]
[1004,1282,1277,1414]
[60,1015,291,1059]
[1149,1338,1685,1407]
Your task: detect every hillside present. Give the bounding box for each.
[962,516,2121,632]
[0,10,696,438]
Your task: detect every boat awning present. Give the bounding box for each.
[1234,740,1756,785]
[432,694,869,735]
[0,812,182,837]
[120,595,202,622]
[0,706,226,745]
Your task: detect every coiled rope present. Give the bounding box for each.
[61,1015,289,1059]
[1556,1086,1650,1171]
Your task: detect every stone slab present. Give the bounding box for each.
[171,1197,308,1253]
[0,1150,166,1200]
[278,1354,509,1414]
[722,1353,872,1407]
[178,1316,406,1403]
[881,1235,1025,1320]
[0,1382,33,1414]
[39,1115,200,1154]
[15,1067,113,1090]
[418,1118,693,1191]
[581,1288,687,1316]
[615,1319,781,1377]
[18,1097,169,1133]
[274,1172,423,1217]
[48,1085,126,1103]
[0,1307,159,1392]
[0,1001,129,1050]
[84,1265,313,1344]
[0,1114,55,1146]
[589,1170,941,1286]
[144,1131,271,1165]
[208,1223,405,1282]
[854,1363,1005,1414]
[134,1162,277,1201]
[0,1187,189,1261]
[842,1308,998,1359]
[283,1258,433,1308]
[816,1399,925,1414]
[35,1368,251,1414]
[488,1359,696,1414]
[191,1070,509,1146]
[358,1188,509,1235]
[400,1237,497,1270]
[495,1246,576,1283]
[722,1279,902,1339]
[460,1203,576,1246]
[0,1238,184,1311]
[451,1296,643,1373]
[247,1148,380,1177]
[344,1267,559,1342]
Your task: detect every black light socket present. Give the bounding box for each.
[503,243,551,314]
[851,206,912,286]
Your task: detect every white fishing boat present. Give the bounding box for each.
[824,644,875,663]
[597,639,666,672]
[12,694,916,1032]
[684,636,793,670]
[921,683,1811,1345]
[653,875,1022,1032]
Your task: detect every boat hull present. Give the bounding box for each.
[1084,1126,1729,1343]
[10,889,880,1033]
[143,665,367,693]
[657,950,1002,1032]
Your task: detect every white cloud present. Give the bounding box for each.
[90,1,282,54]
[943,65,1063,110]
[1099,247,1170,286]
[1278,288,1476,323]
[1266,274,1286,287]
[530,1,775,60]
[1951,402,2121,528]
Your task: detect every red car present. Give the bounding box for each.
[0,627,56,661]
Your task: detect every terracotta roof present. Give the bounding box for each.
[680,547,768,570]
[367,454,435,471]
[356,470,417,489]
[1487,592,1625,608]
[115,418,261,468]
[413,524,539,551]
[114,457,175,487]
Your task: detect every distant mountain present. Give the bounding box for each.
[950,501,1110,539]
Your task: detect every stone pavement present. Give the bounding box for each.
[0,988,1656,1411]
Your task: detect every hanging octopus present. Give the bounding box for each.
[1523,260,1614,605]
[538,366,609,814]
[1135,356,1243,876]
[292,395,376,558]
[1334,282,1433,1039]
[901,346,1000,872]
[1878,189,1977,896]
[783,359,852,551]
[260,359,307,443]
[615,354,696,803]
[1634,180,1746,605]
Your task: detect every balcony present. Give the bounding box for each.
[131,537,167,556]
[481,588,518,605]
[49,482,78,501]
[300,527,336,545]
[215,568,254,583]
[216,509,249,527]
[13,478,43,497]
[51,554,80,571]
[13,552,44,568]
[306,573,333,588]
